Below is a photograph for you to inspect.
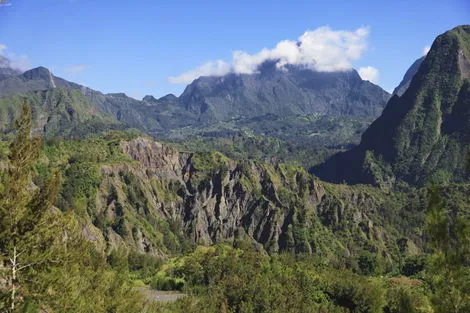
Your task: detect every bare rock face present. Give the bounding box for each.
[120,137,186,179]
[90,137,414,259]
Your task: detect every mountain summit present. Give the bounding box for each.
[313,25,470,188]
[177,61,390,122]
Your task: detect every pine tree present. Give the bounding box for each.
[0,104,60,312]
[0,104,146,312]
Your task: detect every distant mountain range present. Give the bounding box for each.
[313,25,470,188]
[0,53,390,166]
[0,59,389,128]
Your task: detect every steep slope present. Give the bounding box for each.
[0,66,82,96]
[34,135,470,266]
[178,61,390,122]
[0,88,126,138]
[392,56,425,96]
[313,25,470,188]
[33,136,418,260]
[0,67,200,135]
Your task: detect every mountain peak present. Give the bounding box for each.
[314,25,470,188]
[143,95,157,102]
[22,66,53,80]
[159,94,178,102]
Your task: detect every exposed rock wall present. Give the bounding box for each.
[90,137,421,262]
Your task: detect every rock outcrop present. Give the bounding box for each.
[87,137,424,261]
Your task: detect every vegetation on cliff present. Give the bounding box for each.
[314,25,470,189]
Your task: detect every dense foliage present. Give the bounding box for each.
[146,244,433,313]
[168,114,374,168]
[0,106,146,312]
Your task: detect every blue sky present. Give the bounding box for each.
[0,0,468,99]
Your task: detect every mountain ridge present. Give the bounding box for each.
[313,25,470,188]
[0,58,391,167]
[178,62,390,122]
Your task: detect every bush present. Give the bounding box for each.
[151,276,184,291]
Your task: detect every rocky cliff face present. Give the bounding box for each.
[81,137,429,262]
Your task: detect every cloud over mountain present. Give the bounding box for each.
[358,66,380,84]
[423,45,431,56]
[168,60,231,84]
[169,26,372,84]
[0,44,30,71]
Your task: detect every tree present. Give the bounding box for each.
[425,186,470,313]
[0,104,146,312]
[466,148,470,175]
[0,104,60,312]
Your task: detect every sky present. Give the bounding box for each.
[0,0,469,99]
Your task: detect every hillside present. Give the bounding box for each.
[314,25,470,188]
[34,134,470,262]
[0,88,127,138]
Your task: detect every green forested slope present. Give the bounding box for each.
[0,88,127,139]
[314,25,470,188]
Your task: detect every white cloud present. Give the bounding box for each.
[65,64,88,74]
[9,55,30,71]
[358,66,380,84]
[0,44,30,71]
[423,45,431,56]
[168,60,231,84]
[169,26,372,84]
